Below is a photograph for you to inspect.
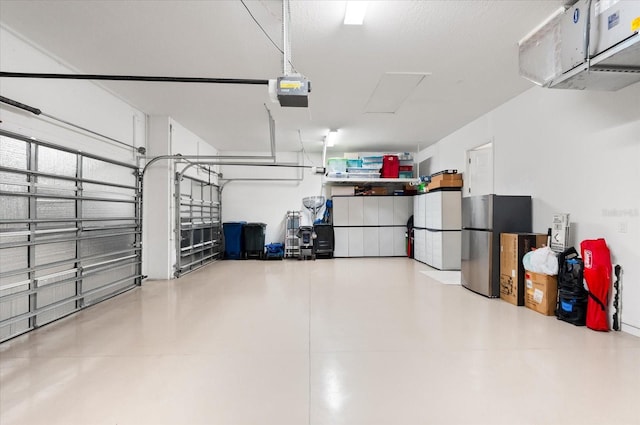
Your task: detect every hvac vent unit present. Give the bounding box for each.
[519,0,640,91]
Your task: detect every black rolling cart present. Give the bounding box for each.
[313,223,334,259]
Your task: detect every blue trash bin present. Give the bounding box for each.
[223,222,246,259]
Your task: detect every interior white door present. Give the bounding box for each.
[465,142,494,197]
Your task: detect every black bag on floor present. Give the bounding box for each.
[556,247,588,326]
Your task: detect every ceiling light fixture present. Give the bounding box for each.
[344,1,368,25]
[326,129,339,147]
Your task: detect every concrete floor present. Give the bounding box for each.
[1,258,639,424]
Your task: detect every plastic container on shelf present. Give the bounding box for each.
[399,165,413,172]
[347,167,375,173]
[327,171,348,178]
[348,172,380,179]
[381,155,399,178]
[397,152,413,161]
[346,159,363,168]
[359,162,383,170]
[399,171,414,179]
[361,155,384,163]
[327,158,348,173]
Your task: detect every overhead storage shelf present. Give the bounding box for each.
[324,177,419,184]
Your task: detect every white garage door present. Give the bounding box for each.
[175,174,222,277]
[0,129,142,342]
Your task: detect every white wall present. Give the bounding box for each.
[418,83,640,336]
[143,117,219,280]
[220,151,324,245]
[0,25,146,162]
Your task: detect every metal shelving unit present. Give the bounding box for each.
[323,177,419,184]
[284,211,300,259]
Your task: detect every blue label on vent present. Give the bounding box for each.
[573,8,580,24]
[561,301,574,312]
[608,12,619,30]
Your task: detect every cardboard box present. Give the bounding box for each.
[426,179,463,191]
[500,233,548,306]
[430,173,463,184]
[524,271,558,315]
[370,186,388,196]
[331,186,355,196]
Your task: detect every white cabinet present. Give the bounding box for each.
[333,197,349,226]
[441,231,462,270]
[424,191,461,230]
[378,197,394,225]
[334,227,349,257]
[393,196,411,225]
[363,197,379,225]
[412,190,462,270]
[363,227,379,257]
[428,230,461,270]
[332,195,413,257]
[414,229,426,263]
[392,227,407,256]
[378,227,394,257]
[348,227,364,256]
[348,197,364,225]
[413,194,426,229]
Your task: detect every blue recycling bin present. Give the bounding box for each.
[223,222,246,259]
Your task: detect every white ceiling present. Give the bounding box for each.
[0,1,565,153]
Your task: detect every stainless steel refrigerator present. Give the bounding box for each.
[461,195,532,297]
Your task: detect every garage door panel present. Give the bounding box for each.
[82,200,135,219]
[0,171,28,192]
[83,157,135,187]
[35,241,76,265]
[0,196,28,220]
[38,146,76,177]
[0,137,28,169]
[0,130,142,342]
[36,198,75,219]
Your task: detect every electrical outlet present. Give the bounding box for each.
[618,222,628,233]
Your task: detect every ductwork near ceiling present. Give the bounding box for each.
[519,0,640,91]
